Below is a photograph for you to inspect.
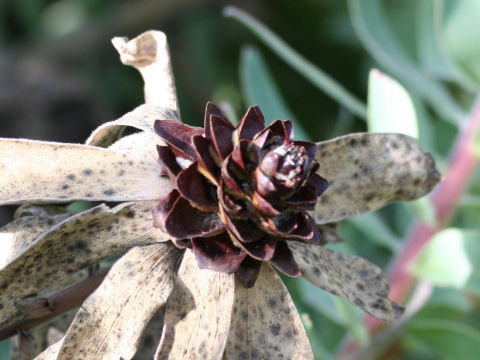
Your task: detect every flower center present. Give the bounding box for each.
[260,144,312,189]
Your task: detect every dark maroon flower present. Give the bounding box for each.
[153,102,328,287]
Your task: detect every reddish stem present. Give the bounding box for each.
[0,267,109,341]
[341,96,480,357]
[388,97,480,303]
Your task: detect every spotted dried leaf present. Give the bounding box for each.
[0,201,169,329]
[0,213,70,268]
[313,133,440,224]
[225,263,313,360]
[289,242,403,322]
[34,338,63,360]
[156,250,234,360]
[0,139,173,205]
[56,244,180,360]
[86,103,179,147]
[108,131,161,164]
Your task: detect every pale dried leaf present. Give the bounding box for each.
[57,244,180,360]
[0,138,173,205]
[86,103,178,147]
[0,213,70,268]
[34,338,63,360]
[225,263,313,360]
[0,201,169,329]
[289,242,403,322]
[108,131,161,163]
[112,31,178,109]
[155,250,234,360]
[14,204,70,218]
[313,133,440,223]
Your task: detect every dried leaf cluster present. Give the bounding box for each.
[0,31,439,359]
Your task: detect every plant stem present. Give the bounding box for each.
[390,95,480,302]
[0,267,109,341]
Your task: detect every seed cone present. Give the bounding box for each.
[153,102,328,287]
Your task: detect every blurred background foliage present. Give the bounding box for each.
[1,0,480,359]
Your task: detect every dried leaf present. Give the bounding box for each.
[14,204,70,218]
[225,263,313,360]
[112,31,178,108]
[155,250,234,360]
[0,213,70,268]
[86,103,179,147]
[0,138,173,205]
[57,244,180,359]
[313,133,440,223]
[34,338,63,360]
[289,241,403,322]
[0,201,168,329]
[108,131,161,163]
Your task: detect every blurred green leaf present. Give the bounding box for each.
[348,0,465,125]
[367,71,438,226]
[333,297,369,346]
[0,339,10,360]
[406,197,437,228]
[239,45,309,140]
[443,0,480,87]
[411,228,480,294]
[295,277,345,326]
[367,69,419,138]
[66,201,93,213]
[225,6,367,120]
[416,0,474,88]
[344,212,400,253]
[218,101,239,125]
[407,319,480,360]
[40,0,86,37]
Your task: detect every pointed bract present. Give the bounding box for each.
[154,119,202,159]
[210,115,235,159]
[192,234,246,273]
[235,105,265,142]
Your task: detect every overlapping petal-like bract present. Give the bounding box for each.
[153,103,328,287]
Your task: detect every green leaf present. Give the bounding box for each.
[405,197,437,228]
[296,277,346,326]
[366,69,442,230]
[0,339,10,360]
[239,46,309,140]
[367,69,419,138]
[348,0,465,125]
[443,0,480,87]
[407,319,480,360]
[344,212,401,253]
[333,297,369,346]
[411,228,480,294]
[225,6,367,120]
[416,0,473,88]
